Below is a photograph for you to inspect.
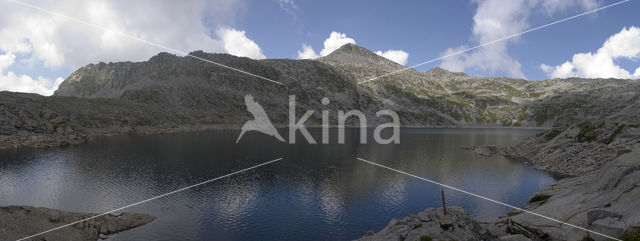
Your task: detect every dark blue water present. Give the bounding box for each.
[0,128,554,240]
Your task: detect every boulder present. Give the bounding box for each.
[357,207,490,241]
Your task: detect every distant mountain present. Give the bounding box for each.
[1,44,639,147]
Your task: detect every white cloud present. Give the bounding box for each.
[215,26,266,59]
[541,26,640,79]
[298,31,410,65]
[319,31,356,57]
[0,0,243,69]
[297,44,319,59]
[440,0,600,79]
[540,62,575,78]
[375,50,409,65]
[0,53,15,72]
[0,52,63,95]
[540,0,598,15]
[278,0,299,21]
[0,0,264,95]
[0,73,64,96]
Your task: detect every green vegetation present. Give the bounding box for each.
[528,194,551,204]
[544,128,563,141]
[603,124,626,144]
[420,235,433,241]
[620,229,640,241]
[576,121,605,143]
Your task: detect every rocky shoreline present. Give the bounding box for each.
[0,124,240,149]
[472,120,639,177]
[358,122,640,241]
[0,124,546,150]
[0,206,154,241]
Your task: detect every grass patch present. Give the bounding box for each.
[577,121,604,143]
[620,229,640,241]
[544,128,563,141]
[603,124,626,144]
[528,194,551,204]
[420,235,433,241]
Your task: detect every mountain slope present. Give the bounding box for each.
[1,44,639,148]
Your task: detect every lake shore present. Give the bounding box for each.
[359,120,640,241]
[0,124,547,150]
[0,206,154,241]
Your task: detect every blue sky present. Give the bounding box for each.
[0,0,639,95]
[238,0,639,80]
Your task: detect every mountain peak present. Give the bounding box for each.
[324,43,379,59]
[425,67,467,77]
[318,43,404,72]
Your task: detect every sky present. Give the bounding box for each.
[0,0,639,96]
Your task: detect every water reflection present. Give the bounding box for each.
[0,128,554,241]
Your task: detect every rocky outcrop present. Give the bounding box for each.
[467,121,640,240]
[359,151,640,241]
[497,151,640,241]
[473,120,640,176]
[0,205,154,241]
[357,207,494,241]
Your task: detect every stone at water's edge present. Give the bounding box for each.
[504,151,640,241]
[474,120,640,177]
[359,151,640,241]
[356,206,492,241]
[0,206,155,241]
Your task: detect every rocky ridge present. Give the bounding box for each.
[3,44,639,148]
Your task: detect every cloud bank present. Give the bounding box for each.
[374,50,409,66]
[440,0,600,79]
[541,26,640,79]
[0,0,265,95]
[216,26,266,59]
[298,31,409,65]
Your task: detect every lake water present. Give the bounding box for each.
[0,128,555,241]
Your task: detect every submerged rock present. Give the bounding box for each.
[0,205,155,241]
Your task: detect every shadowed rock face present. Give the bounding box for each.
[0,206,155,241]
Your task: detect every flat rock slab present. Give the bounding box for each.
[590,218,626,241]
[506,151,640,241]
[0,205,155,241]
